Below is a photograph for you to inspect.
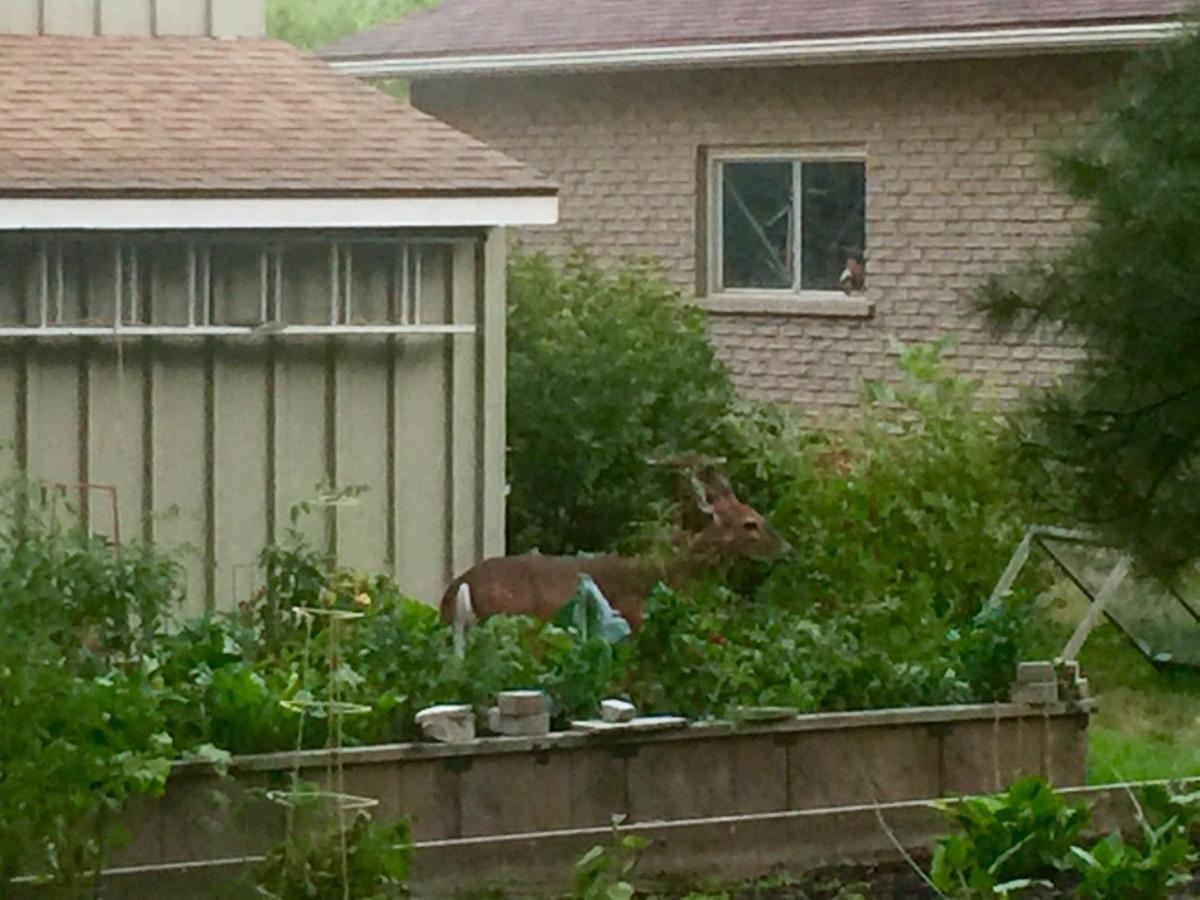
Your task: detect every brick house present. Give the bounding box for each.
[323,0,1183,407]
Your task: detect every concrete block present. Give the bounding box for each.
[1057,660,1081,682]
[497,690,548,717]
[600,699,637,723]
[1012,681,1059,706]
[488,707,551,737]
[1017,661,1056,683]
[416,704,476,743]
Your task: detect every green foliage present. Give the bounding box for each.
[506,250,737,554]
[573,816,649,900]
[0,484,177,889]
[1070,830,1193,900]
[725,340,1048,627]
[250,813,411,899]
[931,779,1200,898]
[267,0,435,50]
[977,24,1200,576]
[619,343,1049,720]
[1070,784,1200,899]
[931,777,1089,895]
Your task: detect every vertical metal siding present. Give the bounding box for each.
[0,235,498,617]
[1,0,264,36]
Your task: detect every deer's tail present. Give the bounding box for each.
[450,581,477,658]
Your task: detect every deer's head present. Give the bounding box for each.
[680,465,792,562]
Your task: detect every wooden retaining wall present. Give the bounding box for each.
[83,702,1090,898]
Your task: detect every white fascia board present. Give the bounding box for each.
[0,195,559,230]
[329,22,1183,78]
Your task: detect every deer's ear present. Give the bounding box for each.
[697,467,734,501]
[688,474,715,515]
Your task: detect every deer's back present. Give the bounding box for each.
[441,554,654,631]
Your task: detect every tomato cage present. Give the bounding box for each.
[989,526,1200,670]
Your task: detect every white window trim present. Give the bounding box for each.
[706,148,871,317]
[0,195,559,231]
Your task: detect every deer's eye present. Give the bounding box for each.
[743,520,759,531]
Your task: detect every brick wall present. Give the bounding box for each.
[414,55,1122,407]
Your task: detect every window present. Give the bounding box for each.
[711,154,866,296]
[0,236,468,337]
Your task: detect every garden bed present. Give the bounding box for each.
[87,701,1090,898]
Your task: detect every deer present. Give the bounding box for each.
[439,459,791,637]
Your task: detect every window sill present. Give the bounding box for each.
[695,292,874,319]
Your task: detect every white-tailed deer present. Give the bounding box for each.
[439,461,791,635]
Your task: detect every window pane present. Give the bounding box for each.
[801,161,866,291]
[210,244,264,326]
[721,161,794,290]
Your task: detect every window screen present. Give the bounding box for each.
[717,157,866,294]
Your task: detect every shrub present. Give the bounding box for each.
[724,341,1049,624]
[506,250,736,554]
[0,483,177,889]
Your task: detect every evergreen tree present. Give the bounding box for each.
[980,22,1200,575]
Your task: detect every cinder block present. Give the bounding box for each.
[416,704,476,743]
[1017,661,1056,684]
[1012,681,1059,706]
[497,690,548,717]
[488,707,551,736]
[601,699,637,723]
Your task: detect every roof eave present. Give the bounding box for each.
[0,194,560,231]
[326,21,1184,78]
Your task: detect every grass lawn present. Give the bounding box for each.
[1035,582,1200,784]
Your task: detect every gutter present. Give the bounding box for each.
[326,22,1183,78]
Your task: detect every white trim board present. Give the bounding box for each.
[328,22,1184,78]
[0,195,559,231]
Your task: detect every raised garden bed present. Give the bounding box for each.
[83,701,1090,898]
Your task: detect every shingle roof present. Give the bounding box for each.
[0,35,554,197]
[321,0,1184,63]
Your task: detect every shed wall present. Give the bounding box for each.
[0,232,503,615]
[0,0,265,37]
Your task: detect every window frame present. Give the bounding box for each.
[0,234,476,338]
[706,147,868,309]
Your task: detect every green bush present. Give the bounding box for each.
[724,341,1049,623]
[0,485,177,889]
[506,250,736,554]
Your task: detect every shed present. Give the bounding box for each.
[0,32,557,613]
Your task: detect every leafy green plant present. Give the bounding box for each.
[250,813,411,899]
[0,480,176,890]
[1068,784,1200,899]
[573,815,649,900]
[930,777,1090,896]
[507,249,736,555]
